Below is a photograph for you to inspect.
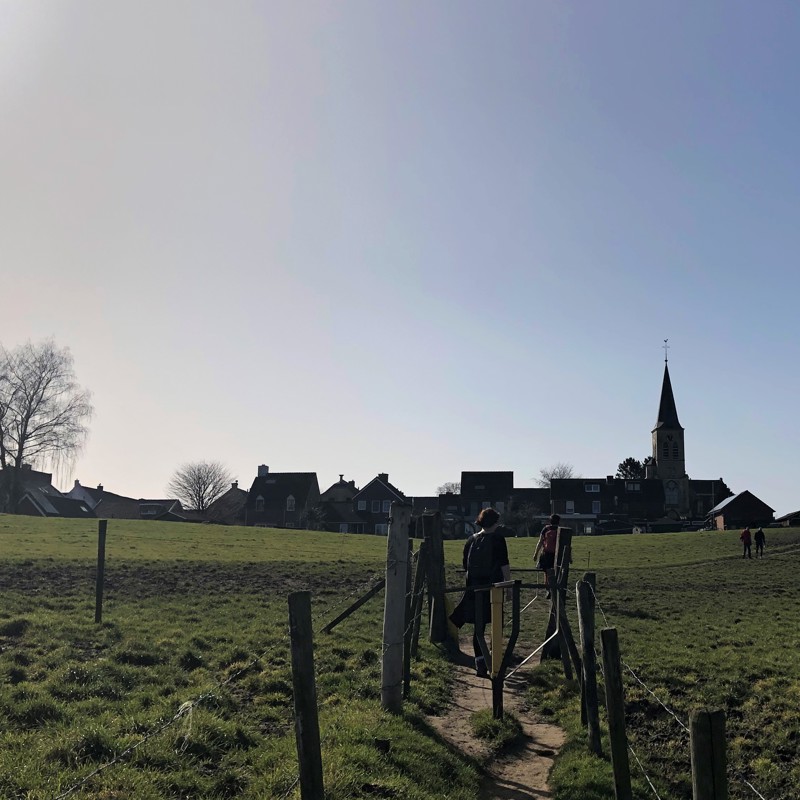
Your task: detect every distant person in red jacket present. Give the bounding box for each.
[533,514,560,595]
[740,525,752,559]
[754,527,766,558]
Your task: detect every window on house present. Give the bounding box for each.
[382,500,391,513]
[286,495,295,512]
[662,442,669,458]
[495,501,504,513]
[592,500,601,514]
[585,484,600,492]
[672,443,679,458]
[481,501,491,510]
[566,500,575,514]
[372,500,381,513]
[339,523,349,533]
[255,496,264,512]
[357,500,366,511]
[374,523,389,535]
[626,482,641,491]
[584,523,594,534]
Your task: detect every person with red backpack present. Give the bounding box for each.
[740,525,752,559]
[448,507,511,677]
[533,514,560,596]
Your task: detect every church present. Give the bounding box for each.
[548,358,732,532]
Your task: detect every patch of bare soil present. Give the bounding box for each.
[428,654,565,800]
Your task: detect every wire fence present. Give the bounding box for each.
[581,578,772,800]
[47,563,389,800]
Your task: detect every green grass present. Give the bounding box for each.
[503,527,800,800]
[2,517,799,799]
[0,516,476,800]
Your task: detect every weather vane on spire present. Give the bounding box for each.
[663,338,670,363]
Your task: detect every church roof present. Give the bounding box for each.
[653,363,683,431]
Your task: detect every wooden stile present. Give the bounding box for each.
[577,572,602,755]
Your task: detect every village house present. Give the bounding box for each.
[244,465,320,528]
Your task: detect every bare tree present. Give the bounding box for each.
[0,340,93,512]
[167,460,234,513]
[535,462,578,488]
[436,481,461,494]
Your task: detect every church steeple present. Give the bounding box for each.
[651,344,686,482]
[653,363,683,431]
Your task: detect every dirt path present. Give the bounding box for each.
[428,658,565,799]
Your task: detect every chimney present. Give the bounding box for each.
[232,480,238,489]
[74,479,80,488]
[258,464,269,477]
[339,474,344,482]
[378,473,388,483]
[97,483,103,492]
[606,476,614,484]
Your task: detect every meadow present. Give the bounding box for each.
[1,516,799,799]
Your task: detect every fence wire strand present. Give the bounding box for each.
[581,579,773,800]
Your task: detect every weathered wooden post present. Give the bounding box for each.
[541,527,572,661]
[288,591,324,799]
[381,502,411,713]
[690,709,728,800]
[577,572,602,755]
[94,520,107,624]
[402,539,414,699]
[409,540,427,660]
[601,627,632,800]
[421,512,449,643]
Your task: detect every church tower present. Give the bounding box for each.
[652,360,686,479]
[651,345,689,515]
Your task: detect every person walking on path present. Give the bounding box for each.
[740,525,752,559]
[533,514,561,596]
[754,527,766,558]
[448,507,511,677]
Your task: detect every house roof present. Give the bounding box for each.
[23,487,95,518]
[460,471,514,497]
[319,476,359,502]
[352,474,406,502]
[709,490,775,515]
[775,509,800,522]
[207,486,248,520]
[248,473,320,504]
[653,363,683,431]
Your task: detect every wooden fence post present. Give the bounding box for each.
[577,572,602,755]
[288,591,324,800]
[409,540,427,660]
[421,512,449,643]
[94,520,107,624]
[690,709,728,800]
[381,502,411,713]
[402,539,414,699]
[601,627,632,800]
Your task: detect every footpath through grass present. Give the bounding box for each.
[497,527,800,800]
[3,517,799,799]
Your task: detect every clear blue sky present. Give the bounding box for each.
[3,2,799,514]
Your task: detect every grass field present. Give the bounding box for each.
[1,516,799,799]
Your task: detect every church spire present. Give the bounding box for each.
[653,362,683,431]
